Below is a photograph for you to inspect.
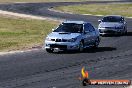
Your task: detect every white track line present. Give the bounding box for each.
[0,10,63,21]
[49,8,132,19]
[0,10,64,55]
[0,49,41,56]
[0,6,131,55]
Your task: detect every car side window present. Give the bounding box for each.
[84,23,95,33]
[88,24,95,32]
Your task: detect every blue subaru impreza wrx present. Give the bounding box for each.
[44,21,100,53]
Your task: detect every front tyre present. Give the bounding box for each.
[124,29,127,35]
[46,49,53,53]
[123,27,127,35]
[79,41,84,52]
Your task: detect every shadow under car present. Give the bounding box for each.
[53,47,117,54]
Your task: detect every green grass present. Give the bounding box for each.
[0,16,58,51]
[0,0,92,3]
[55,4,132,17]
[0,0,120,3]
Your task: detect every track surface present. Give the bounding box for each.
[0,1,132,88]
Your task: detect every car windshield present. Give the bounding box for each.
[53,23,83,33]
[102,16,122,22]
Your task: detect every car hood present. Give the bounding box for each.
[47,32,81,39]
[99,22,123,28]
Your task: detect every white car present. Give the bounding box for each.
[98,15,127,35]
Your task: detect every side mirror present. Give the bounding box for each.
[120,21,124,23]
[98,20,102,22]
[52,29,55,31]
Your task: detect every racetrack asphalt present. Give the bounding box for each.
[0,0,132,88]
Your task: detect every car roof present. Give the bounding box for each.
[62,21,89,24]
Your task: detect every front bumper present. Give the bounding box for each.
[44,41,79,51]
[98,28,123,35]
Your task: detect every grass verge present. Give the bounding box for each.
[0,0,92,3]
[55,3,132,17]
[0,16,59,52]
[0,0,121,3]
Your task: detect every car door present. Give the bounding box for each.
[83,23,93,46]
[88,24,97,44]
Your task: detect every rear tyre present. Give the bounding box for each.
[46,49,53,53]
[93,37,100,49]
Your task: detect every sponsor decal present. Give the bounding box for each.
[79,67,131,86]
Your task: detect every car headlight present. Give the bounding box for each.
[98,26,105,29]
[45,37,51,41]
[115,26,123,29]
[68,38,77,42]
[98,26,101,28]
